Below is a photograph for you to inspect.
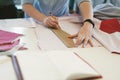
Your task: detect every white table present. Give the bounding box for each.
[0,18,120,80]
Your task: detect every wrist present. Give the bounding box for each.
[83,19,95,28]
[43,17,48,25]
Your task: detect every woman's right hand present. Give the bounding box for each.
[43,16,61,29]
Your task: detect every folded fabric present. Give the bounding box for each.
[100,18,120,34]
[0,30,23,44]
[0,30,24,52]
[92,18,120,54]
[93,29,120,54]
[94,3,120,20]
[0,39,20,51]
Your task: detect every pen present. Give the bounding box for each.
[49,12,61,29]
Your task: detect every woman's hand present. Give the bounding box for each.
[69,22,94,47]
[43,16,61,29]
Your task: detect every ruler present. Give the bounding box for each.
[51,29,75,48]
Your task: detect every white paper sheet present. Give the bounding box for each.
[35,16,102,50]
[0,18,36,28]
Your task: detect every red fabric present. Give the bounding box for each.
[100,18,120,34]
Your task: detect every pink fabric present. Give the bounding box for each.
[0,30,24,51]
[0,39,20,51]
[0,30,23,44]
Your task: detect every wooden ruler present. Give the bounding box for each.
[51,29,75,48]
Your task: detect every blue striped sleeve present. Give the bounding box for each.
[21,0,34,5]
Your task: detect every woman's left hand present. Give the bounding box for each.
[69,23,94,47]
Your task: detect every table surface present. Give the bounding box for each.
[0,18,120,80]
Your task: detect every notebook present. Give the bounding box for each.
[15,50,102,80]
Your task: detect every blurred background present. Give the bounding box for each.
[0,0,120,19]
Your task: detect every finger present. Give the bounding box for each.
[89,37,94,47]
[49,17,60,29]
[52,16,58,20]
[51,21,61,29]
[50,16,58,24]
[75,36,83,47]
[68,34,77,39]
[75,39,82,47]
[47,20,54,27]
[49,21,60,29]
[47,18,56,27]
[56,24,61,30]
[46,20,56,29]
[82,37,89,48]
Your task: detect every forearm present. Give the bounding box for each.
[79,1,93,20]
[22,3,46,22]
[78,1,94,28]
